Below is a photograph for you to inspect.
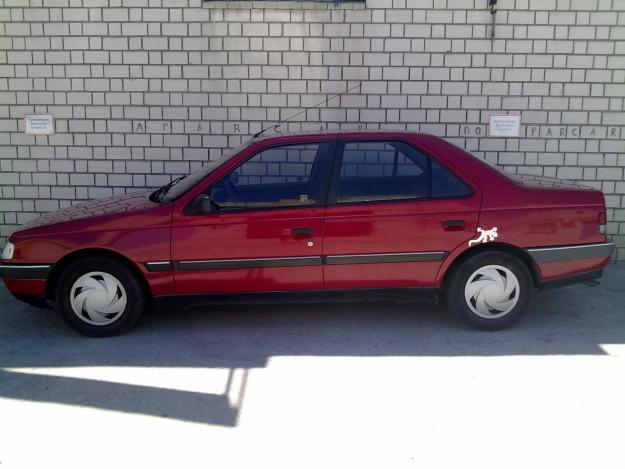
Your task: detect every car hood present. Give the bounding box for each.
[18,190,158,232]
[508,174,594,191]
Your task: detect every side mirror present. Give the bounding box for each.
[185,194,215,215]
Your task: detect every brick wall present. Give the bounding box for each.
[0,0,624,259]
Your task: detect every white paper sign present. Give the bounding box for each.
[25,114,55,135]
[488,114,521,137]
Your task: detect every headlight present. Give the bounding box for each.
[2,242,14,260]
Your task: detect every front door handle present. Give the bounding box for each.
[291,227,314,238]
[443,220,465,231]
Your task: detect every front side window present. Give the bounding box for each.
[335,141,471,204]
[209,142,329,211]
[157,141,252,203]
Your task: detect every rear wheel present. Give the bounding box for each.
[56,257,145,336]
[447,251,532,330]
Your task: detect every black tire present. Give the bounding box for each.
[55,257,145,337]
[446,251,533,331]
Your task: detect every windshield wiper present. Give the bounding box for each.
[150,175,186,203]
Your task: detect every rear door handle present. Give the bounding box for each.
[291,227,314,238]
[443,220,465,231]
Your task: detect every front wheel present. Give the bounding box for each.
[447,251,533,330]
[55,257,145,336]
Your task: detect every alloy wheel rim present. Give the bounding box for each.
[464,265,520,319]
[70,271,127,326]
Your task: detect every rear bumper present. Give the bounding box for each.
[525,241,614,287]
[0,263,52,279]
[526,242,615,263]
[538,269,603,290]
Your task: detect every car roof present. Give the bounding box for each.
[251,129,432,142]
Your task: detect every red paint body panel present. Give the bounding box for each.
[323,197,481,288]
[168,134,338,294]
[170,207,325,293]
[17,190,158,231]
[7,190,175,296]
[0,131,612,302]
[323,262,443,289]
[173,267,322,294]
[477,206,604,251]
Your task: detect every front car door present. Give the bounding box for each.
[170,137,335,294]
[322,135,482,289]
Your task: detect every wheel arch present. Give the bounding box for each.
[441,242,541,289]
[45,248,152,302]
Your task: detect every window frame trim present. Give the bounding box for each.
[188,139,338,215]
[326,138,475,207]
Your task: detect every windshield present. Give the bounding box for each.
[152,141,251,203]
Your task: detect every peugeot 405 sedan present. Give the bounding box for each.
[0,131,615,336]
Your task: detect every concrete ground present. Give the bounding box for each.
[1,265,624,469]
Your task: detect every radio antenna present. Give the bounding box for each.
[253,82,362,139]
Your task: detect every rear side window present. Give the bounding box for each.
[335,141,471,204]
[431,158,472,198]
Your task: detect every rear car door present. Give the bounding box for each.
[171,139,335,294]
[322,137,482,289]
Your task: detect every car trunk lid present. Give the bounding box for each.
[507,174,595,191]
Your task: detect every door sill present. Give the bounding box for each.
[154,287,440,309]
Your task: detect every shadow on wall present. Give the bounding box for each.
[1,265,624,427]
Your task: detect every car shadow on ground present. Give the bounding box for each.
[1,265,623,427]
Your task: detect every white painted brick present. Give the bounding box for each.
[102,9,128,22]
[63,8,89,22]
[445,24,472,38]
[382,67,409,80]
[303,38,330,51]
[304,10,331,23]
[384,39,411,52]
[364,24,391,37]
[121,23,147,36]
[23,9,49,22]
[43,23,70,36]
[224,9,251,22]
[590,12,618,25]
[283,52,309,66]
[182,37,209,51]
[360,109,386,122]
[324,24,351,37]
[243,23,269,37]
[423,67,450,80]
[426,10,453,24]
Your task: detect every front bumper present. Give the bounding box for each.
[10,292,51,309]
[0,263,52,279]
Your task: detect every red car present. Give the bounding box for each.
[0,131,614,336]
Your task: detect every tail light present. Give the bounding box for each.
[598,212,607,226]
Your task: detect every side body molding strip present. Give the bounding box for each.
[177,256,323,271]
[145,251,448,272]
[145,261,174,272]
[325,251,448,265]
